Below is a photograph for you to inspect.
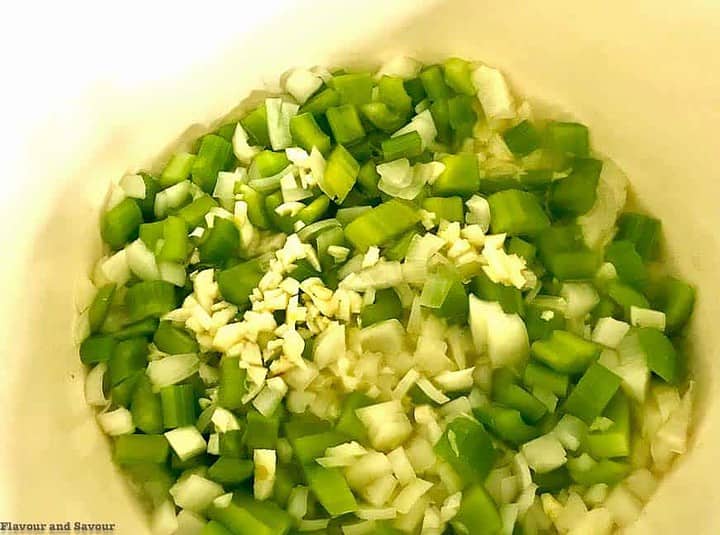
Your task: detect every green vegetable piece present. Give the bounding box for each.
[443,58,475,96]
[297,196,331,225]
[156,216,188,263]
[207,502,273,535]
[219,430,244,458]
[507,237,536,262]
[430,99,451,144]
[291,431,347,464]
[525,304,565,342]
[361,288,402,327]
[637,327,679,383]
[160,383,196,429]
[101,198,143,249]
[432,153,479,197]
[153,321,198,354]
[88,283,117,333]
[422,196,464,223]
[200,521,233,535]
[434,417,495,486]
[126,281,177,321]
[316,226,346,271]
[403,78,426,105]
[108,337,147,386]
[289,113,332,155]
[217,259,265,307]
[521,168,554,190]
[176,195,219,228]
[533,467,572,493]
[233,493,294,535]
[567,455,630,486]
[192,134,233,194]
[326,105,366,145]
[160,152,196,188]
[531,330,600,374]
[208,458,254,486]
[137,173,160,221]
[321,144,359,204]
[361,102,406,133]
[240,104,271,147]
[488,189,550,236]
[585,392,631,458]
[140,221,165,250]
[605,240,647,288]
[305,465,358,516]
[384,230,417,261]
[288,258,320,282]
[111,317,159,340]
[335,392,373,443]
[451,484,502,535]
[114,434,169,465]
[474,405,540,446]
[215,122,237,141]
[448,95,477,141]
[124,462,174,507]
[470,271,525,316]
[131,375,164,434]
[616,212,662,261]
[264,191,295,233]
[243,410,279,451]
[301,88,341,115]
[546,121,590,157]
[111,371,141,408]
[653,277,695,334]
[492,369,547,423]
[523,361,569,397]
[336,206,371,226]
[357,160,381,198]
[381,131,423,161]
[80,334,117,364]
[378,76,413,115]
[252,150,290,178]
[549,158,602,216]
[199,217,240,265]
[344,199,420,251]
[607,280,650,319]
[564,363,622,424]
[503,120,541,155]
[218,358,247,410]
[420,65,452,100]
[331,72,373,105]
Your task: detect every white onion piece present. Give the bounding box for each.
[84,363,108,407]
[169,474,224,512]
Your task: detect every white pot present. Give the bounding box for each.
[0,0,718,533]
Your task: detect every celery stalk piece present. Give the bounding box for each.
[192,135,234,194]
[126,281,177,321]
[652,276,695,334]
[153,322,198,354]
[488,189,550,236]
[160,152,196,188]
[80,334,117,365]
[419,65,452,100]
[88,283,116,333]
[523,361,569,397]
[131,375,164,434]
[241,104,271,147]
[199,218,240,265]
[207,458,254,486]
[549,158,602,216]
[243,411,279,451]
[492,369,547,423]
[289,112,331,155]
[157,216,188,264]
[421,196,464,223]
[177,195,219,228]
[432,153,480,197]
[102,198,143,250]
[108,337,148,386]
[238,185,271,230]
[545,121,590,157]
[218,358,247,410]
[207,502,273,535]
[319,145,359,204]
[344,199,420,251]
[331,72,373,105]
[567,454,630,486]
[605,240,647,288]
[114,434,169,465]
[585,392,631,458]
[300,88,341,115]
[442,57,475,96]
[326,104,366,145]
[361,102,406,133]
[381,131,423,161]
[378,75,413,115]
[564,363,622,423]
[160,383,196,429]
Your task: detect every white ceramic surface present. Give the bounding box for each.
[1,0,719,533]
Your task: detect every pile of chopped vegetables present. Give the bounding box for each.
[74,56,696,535]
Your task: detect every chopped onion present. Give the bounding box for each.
[341,520,375,535]
[313,321,345,369]
[357,507,397,520]
[561,283,599,319]
[360,319,405,355]
[500,503,519,535]
[100,249,131,286]
[555,492,587,533]
[521,434,567,474]
[361,474,399,507]
[287,486,309,519]
[296,218,340,243]
[232,123,260,164]
[165,426,207,461]
[345,452,393,489]
[603,484,642,528]
[624,468,658,502]
[392,478,434,514]
[552,414,586,452]
[84,362,108,407]
[266,98,298,151]
[376,56,421,79]
[147,354,200,390]
[119,174,146,199]
[392,110,437,149]
[472,65,515,120]
[126,239,160,281]
[284,68,323,104]
[630,306,666,331]
[567,508,613,535]
[253,449,277,500]
[578,158,628,249]
[592,317,630,348]
[210,407,240,433]
[465,195,491,230]
[97,407,134,436]
[416,377,451,405]
[433,368,475,392]
[159,261,187,287]
[155,181,191,219]
[584,483,609,506]
[169,474,224,512]
[469,296,529,369]
[175,509,207,535]
[150,500,178,535]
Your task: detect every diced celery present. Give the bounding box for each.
[419,65,452,100]
[652,277,695,334]
[421,196,464,223]
[549,158,602,216]
[381,131,423,161]
[503,120,541,156]
[605,240,647,288]
[199,218,240,265]
[326,105,366,145]
[531,330,600,374]
[160,153,196,188]
[451,485,502,535]
[443,58,475,96]
[616,212,661,260]
[305,465,358,516]
[545,121,589,157]
[434,417,495,486]
[241,104,271,147]
[432,153,480,197]
[320,145,359,204]
[192,135,233,194]
[636,327,679,383]
[102,198,143,249]
[488,189,550,236]
[331,72,373,105]
[564,363,622,423]
[344,199,420,251]
[585,392,631,458]
[377,76,413,115]
[177,195,219,228]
